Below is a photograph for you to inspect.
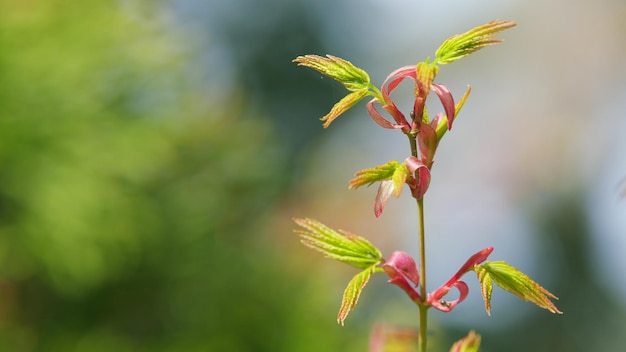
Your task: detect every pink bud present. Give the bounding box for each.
[405,156,431,200]
[383,251,421,302]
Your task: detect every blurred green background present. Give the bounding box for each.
[1,0,625,351]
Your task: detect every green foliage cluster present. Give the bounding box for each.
[0,1,365,351]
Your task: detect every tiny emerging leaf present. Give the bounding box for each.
[293,218,383,269]
[415,61,439,97]
[369,325,419,352]
[473,261,562,315]
[435,20,516,65]
[449,330,481,352]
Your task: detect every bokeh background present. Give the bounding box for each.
[1,0,625,351]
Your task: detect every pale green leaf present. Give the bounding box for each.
[475,265,494,315]
[391,163,410,197]
[320,89,368,128]
[435,20,516,65]
[415,61,439,96]
[475,261,562,314]
[349,160,401,189]
[293,54,370,92]
[337,267,373,325]
[293,218,382,269]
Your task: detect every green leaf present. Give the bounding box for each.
[449,330,481,352]
[415,61,439,96]
[293,54,371,92]
[293,218,383,269]
[293,55,372,127]
[349,160,407,193]
[320,89,368,128]
[474,261,562,315]
[391,163,410,196]
[435,20,516,65]
[337,267,374,326]
[475,265,494,315]
[293,219,381,325]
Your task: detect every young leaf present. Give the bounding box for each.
[374,165,410,217]
[369,324,419,352]
[293,55,373,128]
[475,266,494,315]
[449,330,481,352]
[293,54,371,92]
[474,261,562,315]
[374,180,397,218]
[415,61,439,97]
[435,20,516,65]
[293,218,382,269]
[349,160,402,189]
[337,267,374,325]
[320,89,369,128]
[349,161,410,217]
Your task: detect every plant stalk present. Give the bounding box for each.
[409,132,428,352]
[417,197,427,352]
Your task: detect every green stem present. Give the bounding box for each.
[417,197,427,352]
[408,133,418,159]
[409,133,428,352]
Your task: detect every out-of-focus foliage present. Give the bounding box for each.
[0,1,367,351]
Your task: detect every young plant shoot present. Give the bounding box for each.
[292,20,561,352]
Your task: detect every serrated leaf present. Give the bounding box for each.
[320,89,369,128]
[339,230,381,256]
[337,267,373,325]
[435,20,516,65]
[294,55,373,128]
[474,261,562,314]
[349,161,409,217]
[293,218,382,269]
[449,330,481,352]
[349,160,401,189]
[293,54,371,92]
[475,266,494,315]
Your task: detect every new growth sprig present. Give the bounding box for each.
[292,20,560,352]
